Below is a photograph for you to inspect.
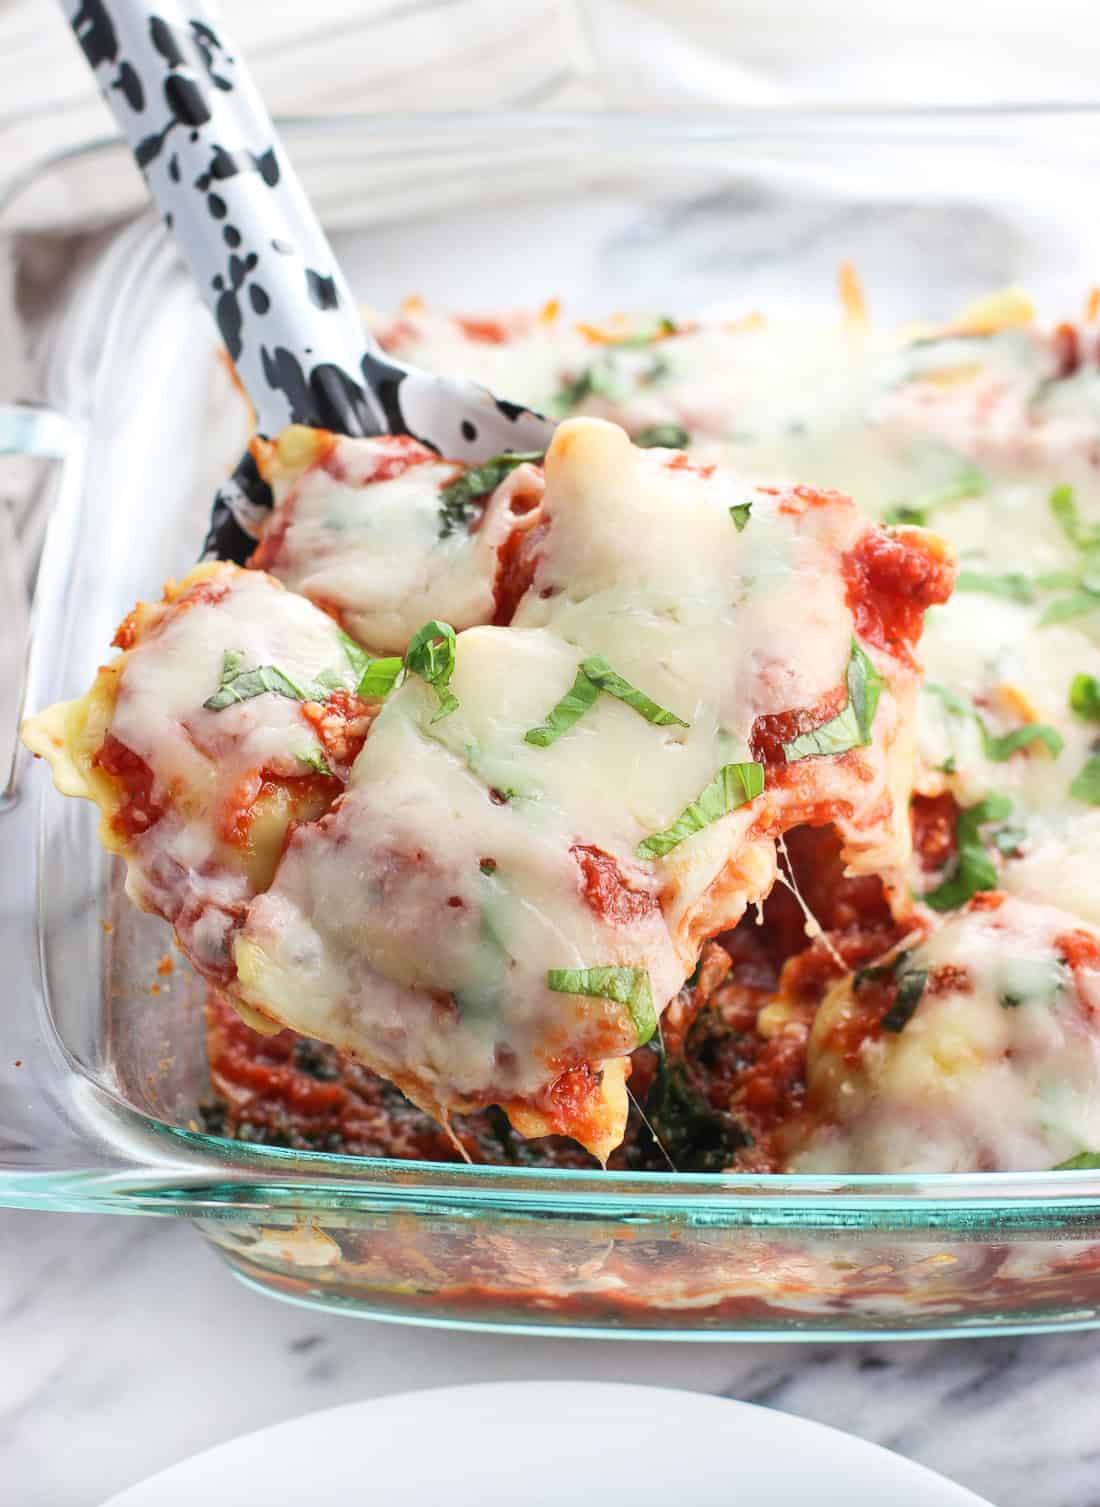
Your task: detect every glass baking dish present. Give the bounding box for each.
[6,111,1100,1339]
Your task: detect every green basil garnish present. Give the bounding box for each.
[924,792,1012,911]
[1070,673,1100,721]
[981,723,1063,761]
[204,651,318,711]
[551,344,670,416]
[438,452,544,538]
[925,683,1063,763]
[636,762,764,860]
[404,619,459,721]
[783,641,884,762]
[1039,486,1100,623]
[546,965,657,1045]
[1040,589,1100,627]
[885,468,987,526]
[634,423,690,449]
[525,657,688,748]
[880,968,928,1032]
[335,628,371,680]
[353,626,457,713]
[582,657,689,727]
[524,666,601,747]
[954,570,1035,603]
[356,656,404,700]
[1050,483,1100,552]
[882,504,927,526]
[729,502,752,532]
[1070,753,1100,805]
[1053,1151,1100,1170]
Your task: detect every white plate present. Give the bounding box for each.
[102,1381,993,1507]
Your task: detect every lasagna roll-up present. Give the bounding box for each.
[791,894,1100,1173]
[250,425,545,651]
[22,563,378,989]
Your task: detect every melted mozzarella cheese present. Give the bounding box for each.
[234,418,927,1153]
[792,896,1100,1173]
[237,636,684,1110]
[259,430,544,653]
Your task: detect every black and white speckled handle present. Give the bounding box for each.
[64,0,553,559]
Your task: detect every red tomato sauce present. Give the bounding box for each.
[911,791,960,872]
[493,516,546,625]
[571,843,658,926]
[93,734,165,841]
[842,527,955,668]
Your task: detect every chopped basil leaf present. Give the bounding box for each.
[634,423,690,449]
[924,792,1012,911]
[636,762,764,860]
[980,722,1063,762]
[889,467,987,521]
[1053,1151,1100,1170]
[1039,588,1100,626]
[880,968,928,1032]
[729,501,752,532]
[524,666,601,747]
[926,682,1062,762]
[1070,752,1100,805]
[404,620,459,721]
[581,657,689,728]
[204,653,315,711]
[920,467,987,506]
[438,452,543,537]
[1070,673,1100,721]
[853,961,890,991]
[882,504,927,526]
[525,657,688,747]
[552,348,669,416]
[854,949,910,993]
[954,570,1035,603]
[546,965,657,1045]
[336,629,371,680]
[783,640,884,762]
[479,858,497,876]
[925,682,972,719]
[297,748,333,777]
[1050,482,1100,552]
[356,655,404,700]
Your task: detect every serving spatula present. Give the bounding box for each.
[62,0,553,558]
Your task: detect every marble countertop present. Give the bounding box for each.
[3,1208,1098,1507]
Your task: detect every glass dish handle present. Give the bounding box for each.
[0,403,84,809]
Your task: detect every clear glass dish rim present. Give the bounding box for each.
[8,100,1100,220]
[11,106,1100,1216]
